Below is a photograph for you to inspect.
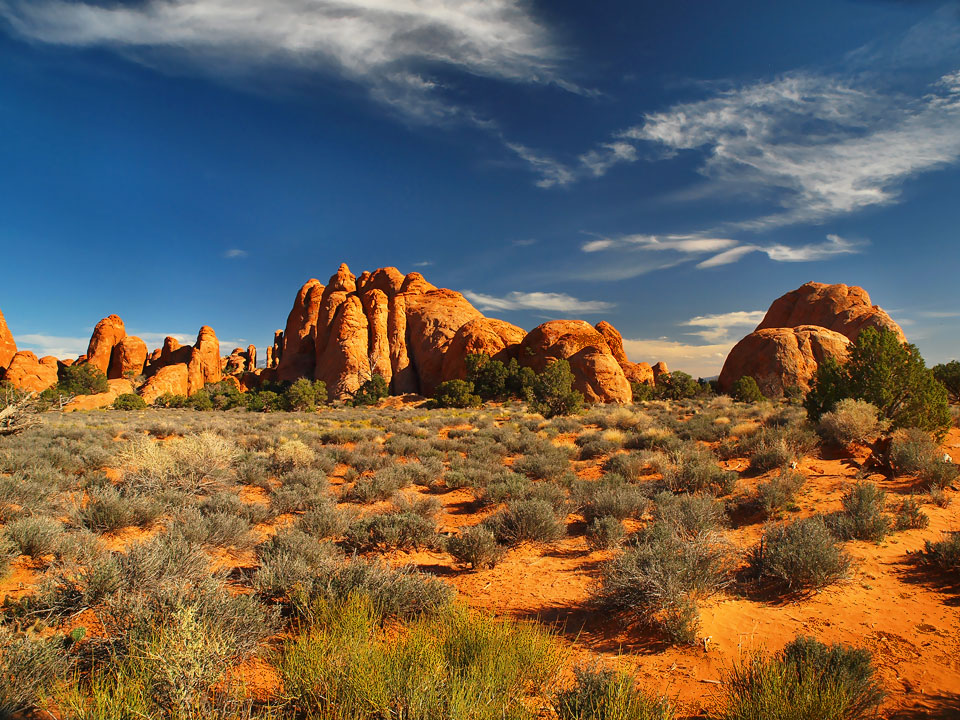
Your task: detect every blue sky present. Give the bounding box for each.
[1,0,958,376]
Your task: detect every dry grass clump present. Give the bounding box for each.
[748,517,850,594]
[118,432,240,493]
[818,399,888,445]
[889,427,959,489]
[446,525,506,569]
[756,469,805,518]
[829,482,891,543]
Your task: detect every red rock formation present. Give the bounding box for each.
[652,362,669,384]
[270,330,283,368]
[159,337,192,367]
[594,321,654,386]
[404,288,484,397]
[223,346,257,376]
[358,266,405,297]
[388,294,417,394]
[441,318,525,381]
[187,326,221,395]
[108,336,147,380]
[86,315,126,375]
[4,352,59,393]
[247,344,257,371]
[276,279,324,382]
[64,379,134,413]
[719,325,852,397]
[0,308,16,370]
[519,321,632,404]
[756,282,905,343]
[140,364,189,404]
[315,295,370,400]
[360,288,392,385]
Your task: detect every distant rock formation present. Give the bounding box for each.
[719,282,905,397]
[84,315,148,380]
[269,265,661,403]
[141,364,189,404]
[4,352,59,393]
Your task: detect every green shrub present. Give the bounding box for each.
[586,516,626,550]
[554,664,673,720]
[446,525,505,569]
[187,390,213,411]
[153,392,189,409]
[718,635,884,720]
[352,374,388,407]
[284,378,328,411]
[749,517,849,593]
[111,393,147,411]
[505,358,538,401]
[4,516,63,558]
[532,359,584,418]
[932,360,960,403]
[202,380,248,410]
[466,353,510,401]
[58,362,109,395]
[830,482,890,542]
[804,327,951,436]
[818,399,887,445]
[280,595,561,720]
[631,381,655,403]
[917,531,960,574]
[0,627,70,716]
[343,511,437,551]
[889,427,959,488]
[247,389,284,412]
[655,371,699,401]
[756,470,805,517]
[598,523,732,643]
[433,379,482,408]
[484,499,566,545]
[732,376,765,404]
[893,495,929,531]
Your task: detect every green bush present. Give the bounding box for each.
[749,517,849,593]
[631,382,655,403]
[0,627,70,716]
[58,362,109,396]
[282,378,327,411]
[532,359,583,418]
[889,427,959,488]
[112,393,147,411]
[446,525,505,569]
[153,393,189,409]
[732,376,765,404]
[433,379,482,408]
[187,390,213,411]
[554,665,673,720]
[280,595,561,720]
[893,496,929,531]
[718,635,884,720]
[352,374,388,407]
[247,389,284,412]
[756,469,805,517]
[804,327,951,436]
[342,511,437,552]
[918,532,960,573]
[829,482,891,542]
[466,353,510,401]
[203,380,248,410]
[585,516,626,550]
[598,523,732,643]
[655,371,699,401]
[484,499,566,545]
[932,360,960,403]
[818,399,887,445]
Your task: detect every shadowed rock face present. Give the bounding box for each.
[109,336,147,380]
[86,315,127,375]
[266,265,658,404]
[719,281,906,396]
[141,364,189,404]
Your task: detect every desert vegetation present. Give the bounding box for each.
[0,356,958,719]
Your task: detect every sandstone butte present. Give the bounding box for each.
[719,281,907,397]
[6,273,903,407]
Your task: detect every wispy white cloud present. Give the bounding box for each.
[621,337,733,379]
[412,260,434,267]
[505,143,575,188]
[682,310,766,342]
[224,248,248,259]
[16,334,89,360]
[697,234,866,268]
[917,310,960,319]
[463,290,613,314]
[0,0,561,122]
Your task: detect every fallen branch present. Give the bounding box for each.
[0,393,41,436]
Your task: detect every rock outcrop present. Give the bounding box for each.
[187,326,222,395]
[315,295,370,400]
[140,364,190,404]
[223,346,257,376]
[719,282,905,396]
[64,379,135,412]
[719,326,852,397]
[3,352,59,393]
[518,321,632,404]
[441,318,525,382]
[0,308,16,370]
[86,315,129,376]
[276,279,324,382]
[756,282,905,343]
[109,336,147,380]
[595,321,654,386]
